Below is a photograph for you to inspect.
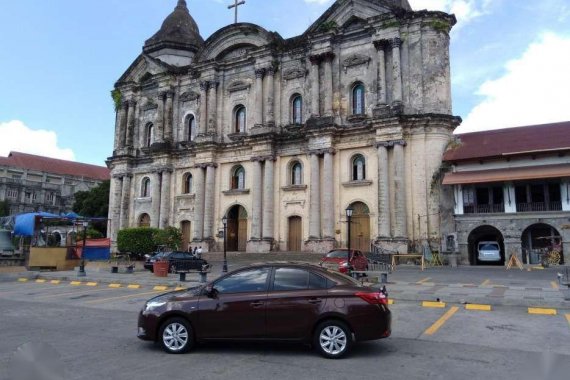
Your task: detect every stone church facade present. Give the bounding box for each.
[107,0,461,253]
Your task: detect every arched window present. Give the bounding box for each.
[352,155,366,181]
[183,173,193,194]
[145,123,154,147]
[231,166,245,190]
[291,162,302,185]
[187,115,197,142]
[141,177,151,197]
[235,105,246,133]
[291,95,303,125]
[352,83,365,115]
[139,213,151,228]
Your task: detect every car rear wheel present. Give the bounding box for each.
[159,318,194,354]
[314,320,352,359]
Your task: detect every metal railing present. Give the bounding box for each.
[463,203,505,214]
[516,202,562,212]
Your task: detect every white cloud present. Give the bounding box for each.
[457,32,570,133]
[0,120,75,161]
[409,0,491,30]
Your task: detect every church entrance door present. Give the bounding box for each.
[350,202,370,252]
[227,205,248,252]
[288,216,302,252]
[181,221,191,251]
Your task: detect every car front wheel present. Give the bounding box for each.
[314,320,352,359]
[159,318,194,354]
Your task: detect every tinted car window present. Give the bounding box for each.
[215,268,269,294]
[309,272,330,289]
[273,268,309,291]
[326,250,349,258]
[480,244,499,251]
[326,270,363,287]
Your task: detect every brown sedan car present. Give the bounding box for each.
[138,263,391,358]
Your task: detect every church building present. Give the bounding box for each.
[107,0,461,253]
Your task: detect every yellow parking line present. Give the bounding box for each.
[50,280,61,285]
[465,304,492,311]
[128,284,141,289]
[108,284,122,288]
[528,308,557,316]
[388,299,394,305]
[422,301,446,308]
[566,314,570,328]
[424,306,459,336]
[70,281,82,286]
[85,282,98,287]
[36,279,47,283]
[153,286,169,291]
[85,290,162,304]
[480,279,491,286]
[417,277,431,284]
[551,281,559,289]
[532,266,544,270]
[174,286,186,291]
[17,278,28,282]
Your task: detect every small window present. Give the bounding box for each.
[352,83,365,115]
[235,106,246,133]
[139,213,151,228]
[231,166,245,190]
[352,155,366,181]
[187,115,197,142]
[214,268,270,294]
[273,268,309,291]
[145,123,154,147]
[141,177,151,197]
[183,173,193,194]
[291,162,302,185]
[291,95,303,125]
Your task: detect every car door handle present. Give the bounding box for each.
[308,298,322,304]
[250,301,264,308]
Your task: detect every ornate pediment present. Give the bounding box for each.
[180,91,200,102]
[142,100,158,111]
[227,80,251,93]
[283,68,307,81]
[343,54,371,72]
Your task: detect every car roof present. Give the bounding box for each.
[226,261,351,281]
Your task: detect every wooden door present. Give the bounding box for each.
[238,219,247,252]
[181,221,191,251]
[350,202,371,252]
[288,216,302,251]
[227,219,238,251]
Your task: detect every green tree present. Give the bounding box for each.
[73,180,110,218]
[0,200,10,216]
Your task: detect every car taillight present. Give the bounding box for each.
[355,292,388,305]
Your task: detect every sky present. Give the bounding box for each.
[0,0,569,166]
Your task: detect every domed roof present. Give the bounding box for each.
[144,0,204,54]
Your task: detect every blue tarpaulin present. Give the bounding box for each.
[14,212,59,237]
[83,247,111,260]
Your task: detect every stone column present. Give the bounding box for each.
[265,67,275,126]
[309,55,320,117]
[374,40,387,105]
[120,175,132,230]
[151,172,161,228]
[377,142,391,237]
[322,52,334,116]
[203,165,216,239]
[393,140,407,238]
[155,92,165,143]
[323,150,335,239]
[309,152,321,239]
[126,99,137,147]
[199,82,208,135]
[391,38,403,105]
[117,102,128,148]
[164,91,174,143]
[262,158,275,240]
[251,159,263,239]
[254,69,265,126]
[108,176,122,243]
[159,170,171,229]
[207,82,218,134]
[193,167,205,241]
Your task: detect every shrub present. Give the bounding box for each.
[117,228,159,258]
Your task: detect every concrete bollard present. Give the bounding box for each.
[381,273,388,284]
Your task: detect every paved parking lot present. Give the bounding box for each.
[0,278,569,380]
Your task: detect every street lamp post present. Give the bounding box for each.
[345,206,353,277]
[78,221,88,277]
[222,216,228,273]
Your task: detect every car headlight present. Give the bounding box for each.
[145,301,167,311]
[340,262,349,268]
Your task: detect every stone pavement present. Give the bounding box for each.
[1,251,569,309]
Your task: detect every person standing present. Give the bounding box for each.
[197,246,203,259]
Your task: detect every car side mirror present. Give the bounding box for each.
[205,285,218,298]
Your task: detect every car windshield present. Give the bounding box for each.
[326,250,350,258]
[480,244,499,251]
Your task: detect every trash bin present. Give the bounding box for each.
[153,261,169,277]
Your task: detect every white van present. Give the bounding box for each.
[477,241,501,262]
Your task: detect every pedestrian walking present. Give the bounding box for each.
[197,246,203,259]
[192,246,197,257]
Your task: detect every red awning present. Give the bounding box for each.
[442,164,570,185]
